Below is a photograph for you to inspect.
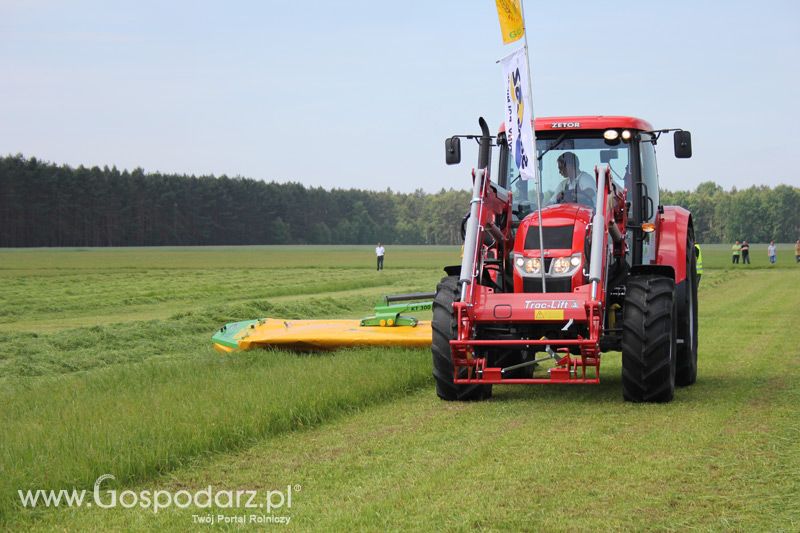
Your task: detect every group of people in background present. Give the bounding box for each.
[730,240,750,264]
[731,240,800,264]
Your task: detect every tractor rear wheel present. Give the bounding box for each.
[431,275,491,401]
[621,274,677,403]
[676,229,698,386]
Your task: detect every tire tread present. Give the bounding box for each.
[621,275,677,403]
[431,276,490,401]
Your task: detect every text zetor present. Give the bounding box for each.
[436,116,697,402]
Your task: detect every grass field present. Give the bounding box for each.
[1,244,798,531]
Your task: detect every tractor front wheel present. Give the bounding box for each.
[431,275,491,401]
[621,274,677,403]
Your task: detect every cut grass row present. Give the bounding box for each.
[0,348,431,524]
[0,244,792,329]
[2,244,794,329]
[0,245,462,271]
[0,285,436,379]
[0,268,439,326]
[13,268,799,531]
[0,248,447,524]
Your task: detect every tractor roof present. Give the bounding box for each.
[499,116,654,134]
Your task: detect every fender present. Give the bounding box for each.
[655,206,691,285]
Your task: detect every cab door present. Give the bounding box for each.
[639,134,660,264]
[630,133,660,265]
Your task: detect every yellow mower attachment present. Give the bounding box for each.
[212,293,435,353]
[213,318,432,352]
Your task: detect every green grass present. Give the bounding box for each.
[0,245,458,331]
[0,348,430,524]
[0,245,453,526]
[1,245,799,530]
[0,245,458,270]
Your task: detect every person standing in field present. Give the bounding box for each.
[740,240,750,264]
[375,242,385,271]
[795,239,800,263]
[694,243,703,286]
[731,240,741,264]
[768,241,777,264]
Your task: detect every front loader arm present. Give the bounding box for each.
[458,168,514,303]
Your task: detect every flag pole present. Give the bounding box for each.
[518,0,547,292]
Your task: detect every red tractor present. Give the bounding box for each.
[435,116,697,402]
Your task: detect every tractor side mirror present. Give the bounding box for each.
[600,149,618,163]
[445,136,461,165]
[674,130,692,158]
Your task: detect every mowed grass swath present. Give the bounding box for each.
[0,245,456,330]
[1,245,799,530]
[0,349,431,522]
[0,246,452,523]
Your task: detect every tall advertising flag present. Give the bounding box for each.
[501,47,536,180]
[495,0,524,44]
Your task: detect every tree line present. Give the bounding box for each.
[661,181,800,244]
[0,155,469,247]
[1,155,798,247]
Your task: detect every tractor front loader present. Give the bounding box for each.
[434,116,698,402]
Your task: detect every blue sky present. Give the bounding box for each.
[1,0,798,192]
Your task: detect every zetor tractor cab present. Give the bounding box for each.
[435,116,697,403]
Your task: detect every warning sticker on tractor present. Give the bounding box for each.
[534,310,564,320]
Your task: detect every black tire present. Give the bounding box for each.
[621,275,677,403]
[431,275,491,401]
[676,229,699,386]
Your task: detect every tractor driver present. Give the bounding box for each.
[550,152,596,208]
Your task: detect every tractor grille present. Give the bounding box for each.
[524,225,574,249]
[523,277,572,293]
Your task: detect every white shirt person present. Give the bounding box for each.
[768,241,777,264]
[549,152,596,208]
[375,243,385,271]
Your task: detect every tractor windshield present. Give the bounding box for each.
[507,134,630,212]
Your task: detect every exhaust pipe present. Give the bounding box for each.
[477,117,492,171]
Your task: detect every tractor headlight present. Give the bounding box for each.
[551,253,582,276]
[514,253,580,277]
[552,257,571,274]
[514,254,541,276]
[524,258,541,274]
